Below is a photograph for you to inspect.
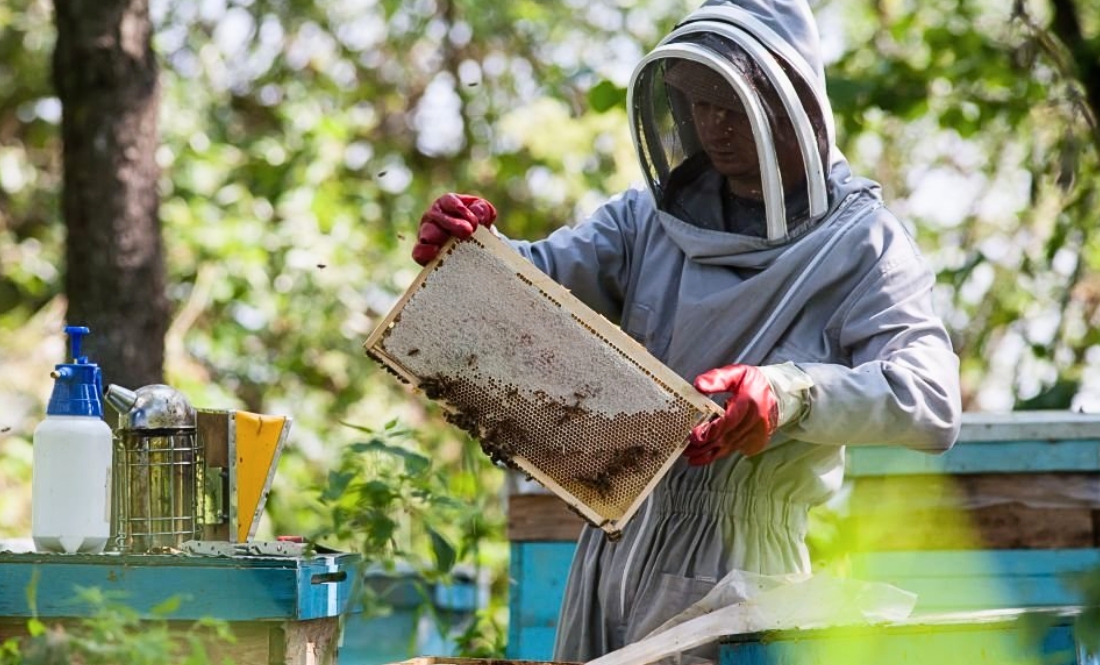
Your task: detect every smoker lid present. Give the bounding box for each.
[106,383,197,430]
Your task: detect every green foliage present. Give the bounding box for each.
[826,0,1099,410]
[0,0,63,324]
[1064,570,1100,654]
[296,416,507,567]
[0,586,235,665]
[305,419,509,656]
[448,608,510,659]
[805,504,855,573]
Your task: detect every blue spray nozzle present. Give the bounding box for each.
[47,326,103,417]
[64,325,91,363]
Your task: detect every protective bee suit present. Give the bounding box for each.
[500,0,963,661]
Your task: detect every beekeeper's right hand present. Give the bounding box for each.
[412,193,497,265]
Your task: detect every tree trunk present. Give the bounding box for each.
[52,0,168,392]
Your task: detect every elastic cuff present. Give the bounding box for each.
[760,362,814,427]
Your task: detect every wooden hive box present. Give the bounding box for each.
[844,411,1100,552]
[844,410,1100,613]
[365,228,720,539]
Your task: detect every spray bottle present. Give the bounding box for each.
[31,325,113,554]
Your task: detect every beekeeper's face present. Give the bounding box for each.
[677,67,803,197]
[628,31,832,239]
[690,98,759,185]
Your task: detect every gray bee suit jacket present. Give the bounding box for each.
[506,162,962,661]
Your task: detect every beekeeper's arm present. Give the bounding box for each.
[687,250,961,465]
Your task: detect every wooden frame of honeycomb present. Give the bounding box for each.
[365,227,722,538]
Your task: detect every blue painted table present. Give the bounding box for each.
[0,550,359,664]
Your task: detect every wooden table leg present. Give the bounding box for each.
[282,617,340,665]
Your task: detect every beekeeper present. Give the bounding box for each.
[411,0,962,661]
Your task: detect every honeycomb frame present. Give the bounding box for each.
[364,227,722,538]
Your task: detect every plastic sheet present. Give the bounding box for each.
[586,570,916,665]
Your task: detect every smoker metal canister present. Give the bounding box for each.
[105,384,202,552]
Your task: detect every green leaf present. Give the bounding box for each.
[341,421,378,435]
[364,514,397,546]
[348,437,387,453]
[362,479,395,501]
[402,450,431,476]
[26,618,45,638]
[428,527,456,573]
[320,470,355,502]
[349,437,431,474]
[587,79,625,113]
[150,595,183,617]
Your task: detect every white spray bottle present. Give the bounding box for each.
[31,325,113,554]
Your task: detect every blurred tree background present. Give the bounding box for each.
[0,0,1097,653]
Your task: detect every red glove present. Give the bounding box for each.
[686,364,778,465]
[412,193,497,265]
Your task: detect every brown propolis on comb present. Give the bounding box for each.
[364,226,722,538]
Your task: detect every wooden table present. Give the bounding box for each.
[0,550,359,664]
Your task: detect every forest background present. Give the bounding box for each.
[0,0,1098,655]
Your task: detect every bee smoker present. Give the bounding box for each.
[104,383,203,552]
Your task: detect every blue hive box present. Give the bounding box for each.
[505,411,1100,660]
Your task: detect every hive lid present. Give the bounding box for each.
[365,227,721,538]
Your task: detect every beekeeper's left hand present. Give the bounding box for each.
[686,362,813,465]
